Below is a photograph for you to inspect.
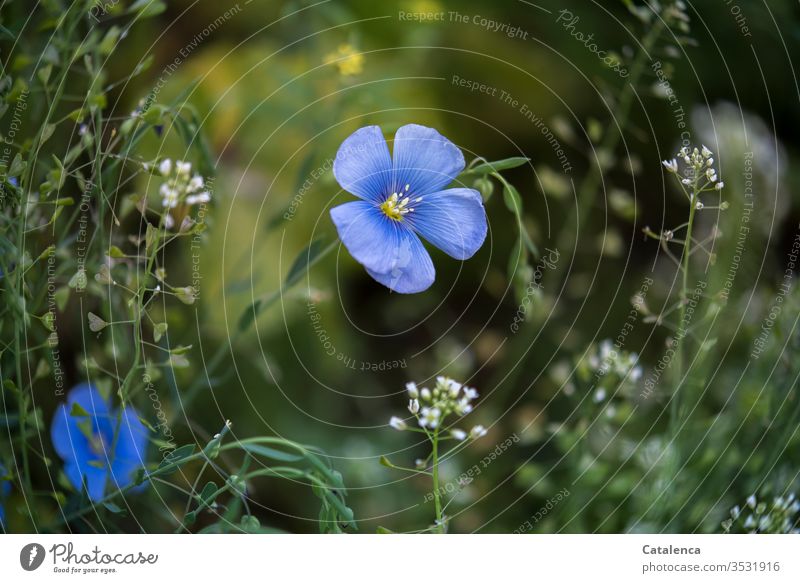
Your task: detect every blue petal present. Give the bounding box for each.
[392,124,465,196]
[407,188,487,259]
[110,406,147,488]
[51,383,112,461]
[330,201,435,293]
[333,125,392,203]
[64,462,107,502]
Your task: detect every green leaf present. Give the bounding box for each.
[285,238,328,288]
[153,322,168,342]
[98,26,121,56]
[465,157,529,175]
[103,501,126,515]
[158,443,195,472]
[37,64,53,85]
[128,0,167,18]
[241,443,305,463]
[9,153,26,177]
[196,481,219,510]
[107,245,125,258]
[503,182,523,213]
[238,238,335,332]
[69,403,89,417]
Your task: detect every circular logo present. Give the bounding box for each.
[19,543,46,571]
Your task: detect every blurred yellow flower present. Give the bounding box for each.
[325,44,364,76]
[407,0,442,13]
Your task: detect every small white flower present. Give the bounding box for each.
[747,494,757,509]
[701,145,713,158]
[448,380,462,398]
[188,175,205,191]
[186,192,211,205]
[450,429,467,441]
[389,416,407,431]
[176,160,192,176]
[419,407,441,429]
[593,388,607,403]
[158,158,172,176]
[715,182,724,190]
[462,387,479,401]
[681,178,691,185]
[420,387,431,401]
[661,159,678,173]
[408,398,420,414]
[469,425,487,439]
[706,168,717,181]
[455,398,473,416]
[695,201,704,210]
[160,184,179,208]
[164,214,174,229]
[414,458,426,469]
[406,382,419,399]
[630,366,643,382]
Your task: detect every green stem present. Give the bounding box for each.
[431,428,443,533]
[672,178,699,433]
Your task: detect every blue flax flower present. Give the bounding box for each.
[0,464,10,528]
[51,383,147,502]
[330,124,487,293]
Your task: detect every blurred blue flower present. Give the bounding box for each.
[51,383,147,502]
[330,124,487,293]
[0,464,10,528]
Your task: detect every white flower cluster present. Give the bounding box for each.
[662,145,724,192]
[588,339,642,382]
[389,377,486,440]
[722,492,800,534]
[157,158,210,209]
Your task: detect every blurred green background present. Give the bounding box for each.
[3,0,800,533]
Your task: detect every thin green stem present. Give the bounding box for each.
[431,428,443,533]
[672,177,699,433]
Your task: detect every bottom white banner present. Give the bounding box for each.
[0,534,797,581]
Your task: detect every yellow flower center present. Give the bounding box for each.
[380,185,422,222]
